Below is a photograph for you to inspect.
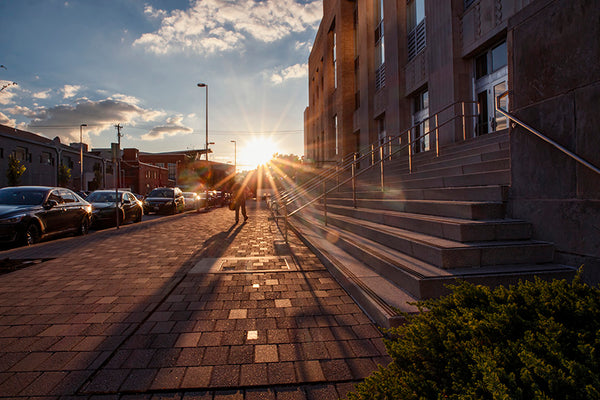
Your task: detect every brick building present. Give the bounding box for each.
[304,0,600,281]
[0,124,117,190]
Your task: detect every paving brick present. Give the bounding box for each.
[149,367,186,390]
[254,345,278,363]
[119,368,158,392]
[267,362,296,385]
[239,363,268,387]
[182,365,212,389]
[209,364,240,387]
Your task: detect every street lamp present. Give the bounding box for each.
[197,82,209,208]
[230,140,236,173]
[79,123,87,191]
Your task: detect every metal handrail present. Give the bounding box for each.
[269,100,480,240]
[495,91,600,176]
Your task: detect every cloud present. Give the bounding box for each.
[33,89,52,99]
[144,4,167,19]
[134,0,323,55]
[141,115,193,141]
[270,63,307,85]
[62,84,81,98]
[0,111,16,126]
[0,80,19,105]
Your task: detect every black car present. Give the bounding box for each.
[86,190,143,228]
[143,187,185,215]
[0,186,92,246]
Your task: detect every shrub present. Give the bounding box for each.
[347,276,600,400]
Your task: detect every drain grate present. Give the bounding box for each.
[189,256,296,274]
[0,258,53,275]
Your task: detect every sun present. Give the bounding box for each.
[240,137,278,170]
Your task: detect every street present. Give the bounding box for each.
[0,200,390,399]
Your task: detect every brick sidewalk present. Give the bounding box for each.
[0,202,390,399]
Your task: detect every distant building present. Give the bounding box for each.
[139,150,235,192]
[0,124,116,190]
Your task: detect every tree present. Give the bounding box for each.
[6,154,26,186]
[347,275,600,400]
[58,164,71,187]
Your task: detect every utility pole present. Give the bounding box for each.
[115,124,123,229]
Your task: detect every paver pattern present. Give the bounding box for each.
[0,202,391,399]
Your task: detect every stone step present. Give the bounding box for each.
[315,203,531,242]
[333,185,509,202]
[290,211,575,326]
[411,149,509,173]
[323,197,505,220]
[317,212,554,269]
[384,170,511,190]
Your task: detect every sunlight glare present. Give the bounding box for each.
[240,137,278,170]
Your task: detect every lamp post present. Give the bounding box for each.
[197,82,209,208]
[230,140,236,173]
[79,123,87,192]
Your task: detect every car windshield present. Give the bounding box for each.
[148,189,173,197]
[86,192,118,202]
[183,193,194,198]
[0,188,47,205]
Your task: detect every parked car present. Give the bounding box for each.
[182,192,200,211]
[143,187,185,215]
[0,186,92,246]
[86,190,143,227]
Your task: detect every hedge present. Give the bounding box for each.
[347,275,600,400]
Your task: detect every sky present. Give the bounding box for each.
[0,0,322,170]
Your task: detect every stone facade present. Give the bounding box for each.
[507,0,600,282]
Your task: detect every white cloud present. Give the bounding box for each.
[144,4,167,19]
[0,111,16,126]
[141,115,193,141]
[134,0,323,55]
[62,84,81,99]
[0,80,19,105]
[270,63,307,85]
[33,89,52,99]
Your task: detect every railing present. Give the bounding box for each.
[495,91,600,176]
[270,100,479,241]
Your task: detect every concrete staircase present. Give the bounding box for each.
[287,131,576,328]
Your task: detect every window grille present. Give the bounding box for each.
[375,64,386,90]
[407,19,426,61]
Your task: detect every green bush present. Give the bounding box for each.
[347,276,600,400]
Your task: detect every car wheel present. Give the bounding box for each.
[24,223,40,246]
[78,216,90,236]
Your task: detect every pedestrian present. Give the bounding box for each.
[232,181,249,223]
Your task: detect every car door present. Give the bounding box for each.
[42,189,67,234]
[59,190,82,231]
[122,192,135,222]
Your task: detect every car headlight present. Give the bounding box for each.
[0,214,26,224]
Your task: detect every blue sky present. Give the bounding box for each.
[0,0,322,170]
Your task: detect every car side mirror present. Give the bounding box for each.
[43,199,58,210]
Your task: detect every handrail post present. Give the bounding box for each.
[352,152,357,208]
[462,102,466,141]
[380,146,385,192]
[388,137,392,161]
[408,128,413,173]
[435,114,439,157]
[322,181,327,226]
[284,201,288,243]
[371,144,375,166]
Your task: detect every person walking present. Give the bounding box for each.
[232,181,248,223]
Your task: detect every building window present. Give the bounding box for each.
[412,88,430,153]
[464,0,476,9]
[40,151,53,166]
[332,25,337,89]
[168,163,177,180]
[0,148,3,158]
[334,115,339,156]
[13,146,27,162]
[354,58,360,110]
[374,0,385,90]
[376,114,386,155]
[474,40,508,135]
[407,0,426,61]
